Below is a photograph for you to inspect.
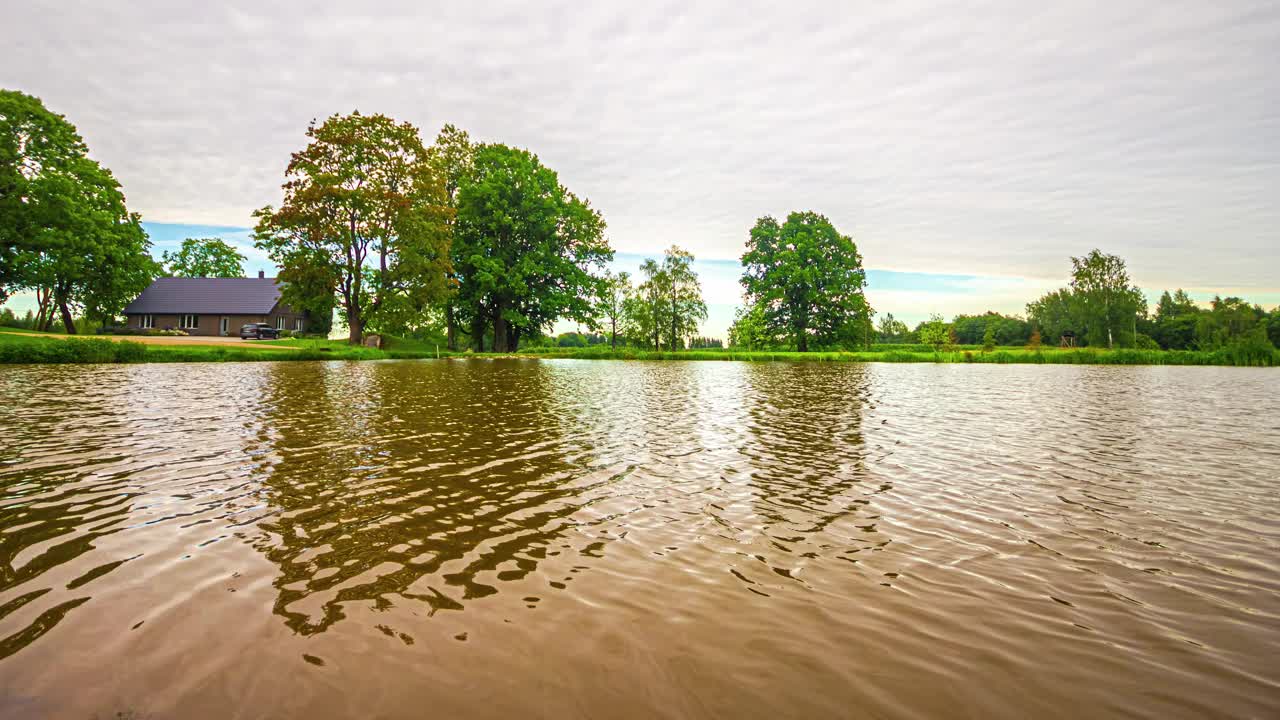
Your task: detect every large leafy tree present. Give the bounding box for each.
[162,237,246,277]
[740,211,869,352]
[453,144,611,353]
[0,89,157,333]
[1028,250,1146,348]
[1069,249,1146,349]
[254,112,453,344]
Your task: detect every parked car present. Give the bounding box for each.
[240,323,280,340]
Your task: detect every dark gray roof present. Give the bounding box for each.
[123,277,283,315]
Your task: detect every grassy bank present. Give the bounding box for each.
[1,328,1275,366]
[510,344,1280,367]
[0,329,447,364]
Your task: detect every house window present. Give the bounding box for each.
[139,315,154,329]
[295,318,303,331]
[276,316,286,330]
[179,314,199,329]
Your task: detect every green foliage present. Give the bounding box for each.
[1195,296,1268,350]
[728,302,771,350]
[741,211,869,352]
[596,270,630,349]
[917,314,949,351]
[1027,250,1145,348]
[0,89,159,333]
[1152,289,1199,349]
[875,312,910,343]
[1134,333,1160,350]
[1069,249,1146,348]
[1216,326,1277,366]
[162,237,246,277]
[981,324,996,352]
[453,143,612,352]
[254,111,453,344]
[623,246,707,350]
[952,311,1030,346]
[556,331,587,347]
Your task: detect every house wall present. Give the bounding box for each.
[126,314,264,336]
[125,308,306,336]
[268,303,308,333]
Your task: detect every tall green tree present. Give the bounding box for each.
[596,269,631,349]
[1152,289,1199,349]
[740,211,869,352]
[162,237,246,277]
[425,124,475,350]
[254,111,453,344]
[658,246,707,350]
[1069,249,1146,349]
[0,89,157,333]
[453,144,611,353]
[632,257,668,350]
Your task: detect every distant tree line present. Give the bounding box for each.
[866,250,1279,356]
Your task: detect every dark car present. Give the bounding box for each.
[240,323,280,340]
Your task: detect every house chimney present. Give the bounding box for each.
[258,270,265,279]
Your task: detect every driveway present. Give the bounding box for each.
[25,332,301,350]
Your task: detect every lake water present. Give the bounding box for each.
[0,359,1277,719]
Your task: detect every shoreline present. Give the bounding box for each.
[1,331,1275,367]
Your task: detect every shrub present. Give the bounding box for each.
[1216,328,1277,367]
[114,340,148,363]
[1135,333,1161,350]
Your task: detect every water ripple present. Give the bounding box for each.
[0,360,1277,718]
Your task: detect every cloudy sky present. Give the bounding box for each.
[5,1,1278,336]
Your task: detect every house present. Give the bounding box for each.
[122,272,308,336]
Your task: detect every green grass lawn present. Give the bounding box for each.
[0,329,447,364]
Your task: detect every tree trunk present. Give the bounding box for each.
[35,287,52,331]
[798,333,808,353]
[347,311,362,345]
[445,302,457,351]
[492,301,509,353]
[57,292,76,335]
[510,325,521,352]
[610,318,617,349]
[471,313,486,352]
